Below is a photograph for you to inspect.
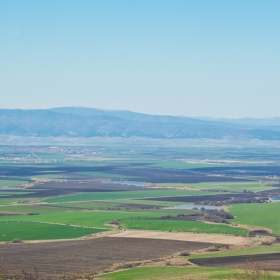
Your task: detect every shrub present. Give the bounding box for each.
[179,251,190,256]
[107,220,119,225]
[11,239,22,244]
[206,246,220,252]
[261,241,272,246]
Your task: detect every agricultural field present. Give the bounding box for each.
[1,140,280,278]
[0,221,104,241]
[120,219,248,235]
[0,237,213,277]
[44,189,215,203]
[0,180,29,187]
[96,266,280,280]
[189,244,280,260]
[96,267,238,280]
[191,253,280,272]
[229,203,280,233]
[159,181,273,192]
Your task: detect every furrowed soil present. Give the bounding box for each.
[191,253,280,271]
[110,230,251,245]
[0,237,213,277]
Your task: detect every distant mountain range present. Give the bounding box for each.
[0,107,280,140]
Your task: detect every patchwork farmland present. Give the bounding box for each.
[1,141,280,279]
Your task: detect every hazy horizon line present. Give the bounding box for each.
[0,106,280,120]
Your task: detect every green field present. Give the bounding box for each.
[96,266,280,280]
[109,199,186,206]
[0,208,212,230]
[230,203,280,233]
[1,143,280,277]
[44,189,214,203]
[50,199,183,210]
[0,204,82,214]
[0,210,194,229]
[2,208,246,237]
[0,221,105,241]
[0,191,34,195]
[159,181,271,192]
[0,197,38,205]
[120,219,248,235]
[0,180,29,186]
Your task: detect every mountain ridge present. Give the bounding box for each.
[0,107,279,140]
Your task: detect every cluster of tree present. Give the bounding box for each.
[201,209,235,224]
[159,209,235,225]
[197,197,269,206]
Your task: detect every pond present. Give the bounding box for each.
[0,186,11,190]
[270,197,280,201]
[99,181,147,187]
[164,204,221,210]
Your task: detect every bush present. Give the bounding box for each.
[272,234,280,242]
[261,241,272,246]
[179,251,190,256]
[11,239,22,243]
[206,246,220,252]
[107,220,119,225]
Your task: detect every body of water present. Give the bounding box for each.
[165,205,221,210]
[0,186,11,190]
[99,181,147,187]
[270,197,280,201]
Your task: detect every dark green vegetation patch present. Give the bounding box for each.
[0,221,104,241]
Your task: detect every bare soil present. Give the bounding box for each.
[111,230,251,245]
[0,237,212,278]
[191,253,280,271]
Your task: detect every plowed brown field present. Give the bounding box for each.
[191,253,280,271]
[0,237,212,278]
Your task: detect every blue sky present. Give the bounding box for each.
[0,0,279,118]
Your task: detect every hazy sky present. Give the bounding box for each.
[0,0,279,118]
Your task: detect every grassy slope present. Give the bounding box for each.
[120,219,248,235]
[0,210,192,228]
[0,221,104,241]
[0,209,248,235]
[96,266,280,280]
[230,203,280,233]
